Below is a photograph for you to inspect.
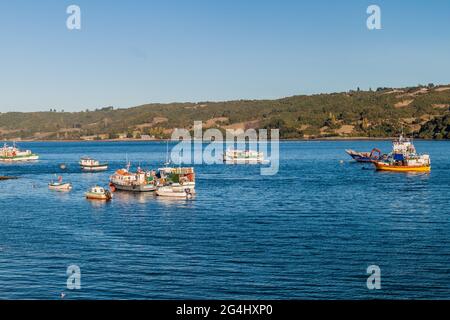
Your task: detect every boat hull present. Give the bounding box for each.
[172,184,195,193]
[349,156,373,163]
[49,183,72,191]
[81,165,108,172]
[85,192,112,201]
[0,155,39,162]
[373,162,431,172]
[156,188,193,198]
[346,149,381,163]
[348,154,374,163]
[224,158,269,164]
[110,183,156,192]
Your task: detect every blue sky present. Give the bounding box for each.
[0,0,450,112]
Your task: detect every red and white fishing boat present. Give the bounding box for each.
[109,163,157,192]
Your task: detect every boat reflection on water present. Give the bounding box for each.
[154,194,196,207]
[93,189,196,206]
[375,170,431,178]
[155,193,196,208]
[112,191,156,204]
[86,198,113,209]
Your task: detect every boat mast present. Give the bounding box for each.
[125,153,131,171]
[164,140,171,166]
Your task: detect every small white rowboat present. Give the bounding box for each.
[49,182,72,191]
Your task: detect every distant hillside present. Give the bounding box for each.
[1,84,450,140]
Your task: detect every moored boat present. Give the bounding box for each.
[223,149,268,164]
[373,135,431,172]
[109,163,157,192]
[0,176,18,180]
[79,157,108,171]
[156,185,194,199]
[157,167,196,189]
[345,148,382,163]
[85,186,112,201]
[373,161,431,172]
[0,143,39,162]
[48,176,72,191]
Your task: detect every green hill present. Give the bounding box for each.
[1,84,450,140]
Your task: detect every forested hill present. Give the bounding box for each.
[1,84,450,141]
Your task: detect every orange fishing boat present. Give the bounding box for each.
[373,161,430,172]
[372,135,431,173]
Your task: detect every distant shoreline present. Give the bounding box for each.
[3,137,446,143]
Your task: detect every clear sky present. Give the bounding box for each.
[1,0,450,112]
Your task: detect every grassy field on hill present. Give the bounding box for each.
[1,84,449,141]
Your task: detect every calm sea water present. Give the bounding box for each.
[0,140,449,299]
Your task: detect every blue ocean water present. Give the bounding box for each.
[0,140,449,300]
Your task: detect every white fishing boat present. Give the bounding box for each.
[85,186,112,201]
[79,157,108,171]
[156,185,194,199]
[0,143,39,162]
[48,176,72,191]
[223,149,268,164]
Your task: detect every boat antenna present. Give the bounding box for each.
[125,153,131,171]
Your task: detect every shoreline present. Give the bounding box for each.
[2,137,446,143]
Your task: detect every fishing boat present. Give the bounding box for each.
[157,167,196,189]
[223,149,268,164]
[345,148,382,163]
[85,186,112,201]
[156,185,194,199]
[373,135,431,172]
[48,176,72,191]
[79,157,108,172]
[155,144,196,194]
[109,163,157,192]
[0,143,39,162]
[0,176,18,180]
